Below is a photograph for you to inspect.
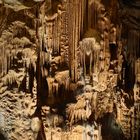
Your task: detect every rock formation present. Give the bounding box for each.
[0,0,140,140]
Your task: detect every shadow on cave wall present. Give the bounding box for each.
[0,132,7,140]
[99,113,125,140]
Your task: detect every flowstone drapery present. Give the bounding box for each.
[0,0,140,140]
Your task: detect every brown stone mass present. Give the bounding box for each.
[0,0,140,140]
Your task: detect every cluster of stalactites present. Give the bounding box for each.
[79,37,101,76]
[0,41,21,77]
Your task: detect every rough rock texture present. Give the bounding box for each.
[0,0,140,140]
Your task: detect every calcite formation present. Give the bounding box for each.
[0,0,140,140]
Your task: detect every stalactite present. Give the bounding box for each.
[2,45,4,76]
[53,82,59,96]
[48,78,54,98]
[65,77,69,92]
[53,19,56,54]
[3,46,7,75]
[78,0,81,40]
[95,48,99,73]
[75,1,79,81]
[5,49,9,74]
[26,72,29,91]
[72,1,75,81]
[90,52,92,77]
[57,15,59,55]
[95,1,97,29]
[7,49,10,72]
[56,16,59,55]
[135,58,140,83]
[80,0,83,36]
[136,32,139,58]
[137,31,139,58]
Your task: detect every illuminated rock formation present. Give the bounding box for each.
[0,0,140,140]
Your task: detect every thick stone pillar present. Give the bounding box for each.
[67,0,84,82]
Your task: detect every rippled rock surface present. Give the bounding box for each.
[0,0,140,140]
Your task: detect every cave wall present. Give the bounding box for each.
[0,0,140,140]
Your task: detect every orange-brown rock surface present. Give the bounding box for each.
[0,0,140,140]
